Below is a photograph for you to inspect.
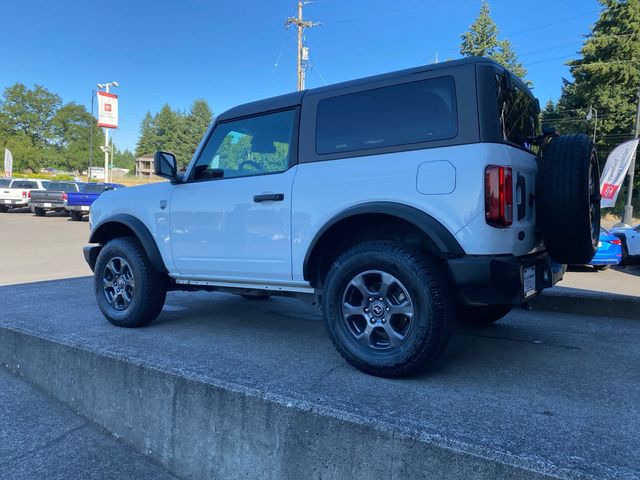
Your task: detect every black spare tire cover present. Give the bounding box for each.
[536,133,601,265]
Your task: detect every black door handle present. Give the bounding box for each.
[253,193,284,203]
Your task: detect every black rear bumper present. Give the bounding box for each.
[448,252,564,306]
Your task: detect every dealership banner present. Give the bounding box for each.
[97,91,119,128]
[3,148,12,178]
[600,138,639,208]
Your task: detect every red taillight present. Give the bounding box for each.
[28,191,31,199]
[62,193,68,202]
[22,190,27,199]
[610,239,622,245]
[485,166,513,228]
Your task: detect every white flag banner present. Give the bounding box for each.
[3,148,12,178]
[97,91,118,129]
[600,138,639,208]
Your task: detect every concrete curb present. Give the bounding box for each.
[530,288,640,320]
[0,326,562,480]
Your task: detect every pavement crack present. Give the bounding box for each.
[0,423,87,467]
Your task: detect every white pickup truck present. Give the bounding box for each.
[0,178,49,212]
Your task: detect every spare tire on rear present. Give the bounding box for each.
[536,133,600,265]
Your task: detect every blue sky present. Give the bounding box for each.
[0,0,601,152]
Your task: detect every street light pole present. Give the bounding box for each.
[88,90,95,181]
[96,81,118,183]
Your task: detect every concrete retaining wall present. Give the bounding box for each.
[0,326,555,480]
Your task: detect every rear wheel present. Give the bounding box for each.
[322,241,454,378]
[537,134,600,264]
[94,237,166,328]
[0,205,8,213]
[594,265,610,271]
[33,207,46,217]
[70,210,83,221]
[456,304,513,326]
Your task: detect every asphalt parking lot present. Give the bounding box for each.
[0,208,90,286]
[1,209,639,479]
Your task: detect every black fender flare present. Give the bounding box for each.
[302,202,464,280]
[89,214,167,273]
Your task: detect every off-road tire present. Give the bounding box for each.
[537,133,600,264]
[456,304,513,326]
[322,241,454,378]
[70,210,83,221]
[33,207,46,217]
[94,237,166,328]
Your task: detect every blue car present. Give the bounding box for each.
[590,227,623,270]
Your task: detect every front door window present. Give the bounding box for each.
[191,109,296,181]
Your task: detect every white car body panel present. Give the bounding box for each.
[611,224,640,256]
[90,182,176,272]
[92,142,539,286]
[291,143,539,281]
[169,168,296,281]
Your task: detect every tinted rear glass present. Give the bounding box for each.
[0,179,11,188]
[496,74,540,150]
[316,76,458,155]
[81,184,110,194]
[46,182,79,192]
[10,181,38,189]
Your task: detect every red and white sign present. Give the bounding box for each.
[600,138,639,208]
[97,91,118,128]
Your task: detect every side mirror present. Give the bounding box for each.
[154,151,177,181]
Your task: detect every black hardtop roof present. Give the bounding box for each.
[217,57,510,122]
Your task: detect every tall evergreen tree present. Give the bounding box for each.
[134,100,213,169]
[135,111,159,157]
[460,1,528,82]
[558,0,640,169]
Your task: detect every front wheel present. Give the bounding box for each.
[322,241,454,378]
[94,237,166,328]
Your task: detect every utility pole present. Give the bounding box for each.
[623,88,640,224]
[96,81,118,183]
[285,1,320,91]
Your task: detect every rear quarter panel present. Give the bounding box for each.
[291,143,542,282]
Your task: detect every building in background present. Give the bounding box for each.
[135,154,154,178]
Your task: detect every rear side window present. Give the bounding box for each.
[81,184,110,194]
[11,181,38,189]
[316,76,458,155]
[0,179,10,188]
[46,182,79,192]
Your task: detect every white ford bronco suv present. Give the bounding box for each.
[84,58,600,377]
